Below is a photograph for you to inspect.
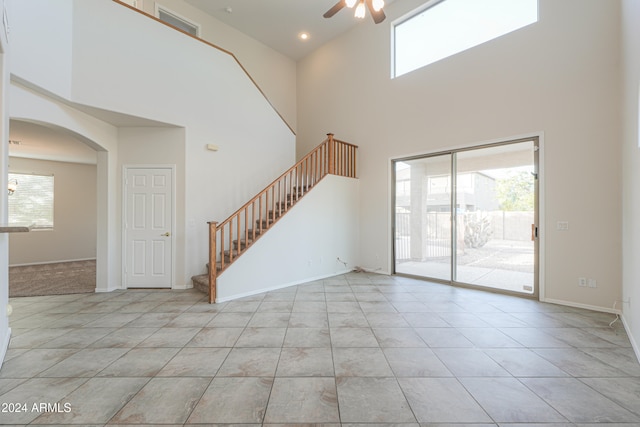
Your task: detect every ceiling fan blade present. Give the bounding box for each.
[324,0,347,18]
[366,0,386,23]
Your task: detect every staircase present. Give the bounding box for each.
[192,134,358,303]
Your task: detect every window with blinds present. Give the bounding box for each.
[8,172,54,229]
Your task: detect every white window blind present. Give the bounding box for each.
[8,172,54,229]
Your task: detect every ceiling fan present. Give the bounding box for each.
[324,0,386,24]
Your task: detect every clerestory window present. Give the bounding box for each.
[392,0,538,78]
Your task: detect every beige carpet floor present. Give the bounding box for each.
[9,260,96,297]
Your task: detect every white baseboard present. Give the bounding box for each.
[621,314,640,365]
[9,258,96,267]
[216,269,352,303]
[542,297,621,314]
[0,326,11,369]
[94,286,118,293]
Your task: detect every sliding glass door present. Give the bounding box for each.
[394,154,452,281]
[393,138,538,296]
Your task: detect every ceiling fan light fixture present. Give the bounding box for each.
[354,1,366,18]
[323,0,386,23]
[372,0,385,12]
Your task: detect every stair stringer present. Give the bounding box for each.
[216,175,359,302]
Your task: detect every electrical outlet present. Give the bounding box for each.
[578,277,587,287]
[588,278,597,288]
[557,221,569,231]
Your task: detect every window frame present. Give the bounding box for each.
[7,172,55,230]
[391,0,538,78]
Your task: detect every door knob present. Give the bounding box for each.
[162,232,171,237]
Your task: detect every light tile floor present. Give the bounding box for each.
[1,272,640,426]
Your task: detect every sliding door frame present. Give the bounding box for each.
[391,135,543,300]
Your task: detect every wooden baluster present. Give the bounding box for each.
[229,219,234,262]
[324,142,328,176]
[307,155,311,188]
[349,147,355,178]
[235,213,239,254]
[346,145,350,176]
[258,196,263,234]
[278,180,282,217]
[312,150,316,184]
[318,145,322,178]
[244,207,249,252]
[295,166,299,202]
[312,151,317,186]
[289,171,293,210]
[271,186,275,225]
[220,226,225,271]
[327,133,335,175]
[208,221,217,304]
[342,144,346,176]
[346,145,349,176]
[304,158,308,193]
[353,146,357,177]
[251,202,256,241]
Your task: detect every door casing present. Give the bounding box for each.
[391,135,543,300]
[122,165,176,289]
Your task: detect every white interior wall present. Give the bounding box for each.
[7,0,73,99]
[69,0,295,285]
[117,126,187,287]
[217,175,359,301]
[297,0,622,313]
[8,157,97,265]
[137,0,297,132]
[621,0,640,358]
[0,2,11,368]
[8,0,296,288]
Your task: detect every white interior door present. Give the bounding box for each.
[125,167,173,288]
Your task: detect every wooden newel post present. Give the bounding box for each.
[327,133,335,175]
[208,221,218,304]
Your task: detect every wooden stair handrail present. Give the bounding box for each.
[216,135,356,231]
[207,134,358,302]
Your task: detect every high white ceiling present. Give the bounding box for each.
[184,0,395,60]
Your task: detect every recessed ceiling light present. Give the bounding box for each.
[298,32,309,41]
